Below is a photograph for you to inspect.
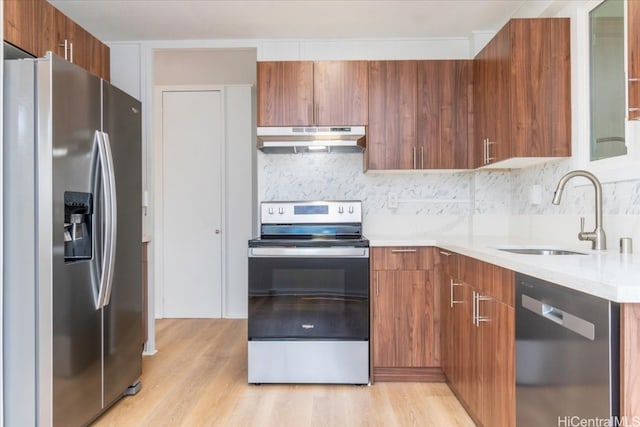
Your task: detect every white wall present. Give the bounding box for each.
[224,86,253,318]
[154,49,257,85]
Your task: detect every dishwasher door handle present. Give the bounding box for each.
[521,294,595,340]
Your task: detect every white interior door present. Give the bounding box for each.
[161,90,223,318]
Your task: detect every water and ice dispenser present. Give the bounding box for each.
[64,191,93,262]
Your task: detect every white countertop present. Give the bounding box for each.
[368,234,640,303]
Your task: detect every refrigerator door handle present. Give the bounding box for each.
[100,131,118,307]
[95,130,112,309]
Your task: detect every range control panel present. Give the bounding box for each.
[260,200,362,224]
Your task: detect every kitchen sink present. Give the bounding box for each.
[496,248,588,256]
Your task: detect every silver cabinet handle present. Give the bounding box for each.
[521,294,595,340]
[376,272,379,297]
[390,249,417,253]
[413,146,417,169]
[483,138,487,165]
[486,140,496,163]
[420,146,424,169]
[472,291,477,325]
[439,250,452,256]
[475,294,491,326]
[628,78,640,118]
[69,42,74,63]
[450,278,462,308]
[59,39,69,61]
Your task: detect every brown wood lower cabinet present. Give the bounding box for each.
[371,247,443,382]
[479,295,515,427]
[439,249,515,427]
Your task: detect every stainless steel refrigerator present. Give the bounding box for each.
[3,53,143,426]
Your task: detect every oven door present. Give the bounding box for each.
[248,247,369,341]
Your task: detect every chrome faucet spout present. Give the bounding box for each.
[552,170,606,250]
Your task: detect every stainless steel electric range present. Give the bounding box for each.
[247,200,369,384]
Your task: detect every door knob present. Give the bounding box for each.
[215,229,221,234]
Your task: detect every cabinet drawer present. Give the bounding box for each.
[371,247,435,271]
[438,248,460,280]
[460,255,514,307]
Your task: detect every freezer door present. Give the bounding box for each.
[102,81,143,407]
[48,55,104,426]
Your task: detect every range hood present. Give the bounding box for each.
[257,126,366,153]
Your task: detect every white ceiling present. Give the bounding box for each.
[48,0,573,43]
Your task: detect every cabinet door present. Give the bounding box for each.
[367,61,417,170]
[90,38,111,81]
[439,250,459,382]
[418,60,472,169]
[479,298,515,427]
[509,19,570,159]
[371,246,433,271]
[474,23,511,167]
[488,25,511,164]
[65,18,92,73]
[49,5,71,61]
[372,270,433,367]
[4,0,49,57]
[314,61,368,126]
[473,48,489,168]
[629,0,640,120]
[442,60,472,169]
[452,283,482,420]
[257,61,314,126]
[79,30,110,81]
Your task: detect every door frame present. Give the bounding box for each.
[152,85,227,320]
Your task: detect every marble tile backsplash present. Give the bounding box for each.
[257,153,640,239]
[258,152,476,216]
[510,159,640,216]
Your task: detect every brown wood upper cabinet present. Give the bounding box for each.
[3,0,111,80]
[65,16,109,81]
[4,0,49,57]
[439,250,515,427]
[418,60,473,169]
[49,5,111,80]
[257,60,368,127]
[370,247,440,382]
[367,61,418,170]
[629,0,640,120]
[367,60,472,170]
[474,18,571,168]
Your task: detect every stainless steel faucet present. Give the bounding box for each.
[552,170,606,250]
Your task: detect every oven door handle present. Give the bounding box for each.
[248,247,369,258]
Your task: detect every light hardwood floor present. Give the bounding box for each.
[93,319,475,427]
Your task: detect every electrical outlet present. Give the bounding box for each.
[388,193,399,209]
[529,184,542,205]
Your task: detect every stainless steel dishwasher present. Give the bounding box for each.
[516,273,619,426]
